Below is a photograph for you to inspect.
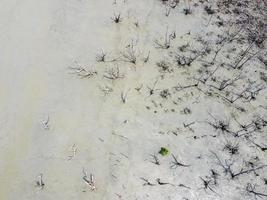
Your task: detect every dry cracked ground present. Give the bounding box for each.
[0,0,267,200]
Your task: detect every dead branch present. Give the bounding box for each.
[140,177,156,186]
[246,183,267,199]
[211,151,267,179]
[170,154,190,168]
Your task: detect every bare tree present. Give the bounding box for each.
[111,13,122,23]
[143,51,150,63]
[154,27,171,49]
[82,168,96,191]
[35,173,45,189]
[120,41,137,64]
[223,140,239,155]
[156,60,173,73]
[147,79,159,97]
[209,73,243,91]
[103,66,124,80]
[183,0,192,15]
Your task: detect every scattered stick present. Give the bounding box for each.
[211,151,267,179]
[69,67,97,79]
[154,27,171,49]
[199,177,219,196]
[121,41,137,64]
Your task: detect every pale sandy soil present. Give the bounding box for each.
[0,0,266,200]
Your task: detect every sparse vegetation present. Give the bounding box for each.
[4,0,266,199]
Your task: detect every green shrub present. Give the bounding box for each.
[159,147,169,156]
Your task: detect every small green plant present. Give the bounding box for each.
[159,147,169,156]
